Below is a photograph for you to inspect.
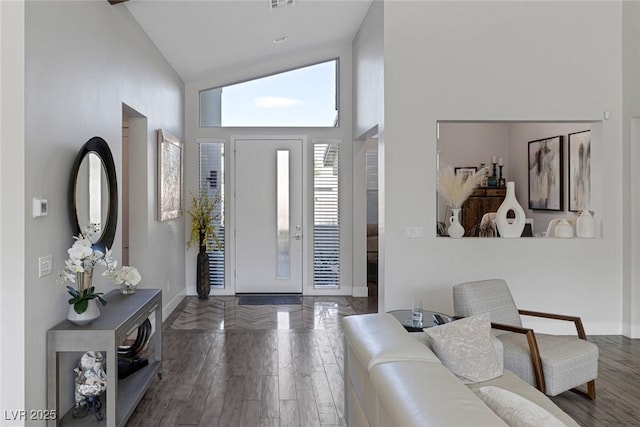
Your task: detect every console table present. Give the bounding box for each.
[461,186,506,236]
[47,289,162,427]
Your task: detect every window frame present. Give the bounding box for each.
[198,58,340,129]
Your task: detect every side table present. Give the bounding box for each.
[387,309,452,332]
[47,289,162,427]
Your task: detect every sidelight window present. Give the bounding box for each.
[313,141,341,288]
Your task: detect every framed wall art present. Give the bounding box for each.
[528,135,563,211]
[157,129,183,221]
[568,130,591,212]
[454,166,477,182]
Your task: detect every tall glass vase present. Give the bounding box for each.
[448,208,465,238]
[76,270,93,292]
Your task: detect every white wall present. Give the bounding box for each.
[25,0,184,419]
[0,1,26,425]
[438,122,510,175]
[437,122,510,223]
[353,0,384,141]
[623,1,640,337]
[184,42,354,296]
[353,0,384,305]
[382,1,623,335]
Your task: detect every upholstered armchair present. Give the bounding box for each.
[452,279,598,400]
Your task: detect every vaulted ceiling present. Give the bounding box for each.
[122,0,373,82]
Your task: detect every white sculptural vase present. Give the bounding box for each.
[495,181,525,238]
[576,210,596,238]
[554,219,574,238]
[448,208,465,238]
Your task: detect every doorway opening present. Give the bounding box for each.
[366,138,379,299]
[121,104,146,267]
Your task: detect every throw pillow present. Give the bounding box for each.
[424,313,502,384]
[477,386,567,427]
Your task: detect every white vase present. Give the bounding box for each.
[555,219,574,238]
[576,210,596,238]
[495,181,525,238]
[67,299,100,325]
[448,208,465,238]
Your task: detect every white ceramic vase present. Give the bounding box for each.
[448,208,465,238]
[555,219,574,238]
[576,210,596,238]
[67,299,100,325]
[495,181,525,238]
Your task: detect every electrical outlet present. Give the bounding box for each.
[39,254,53,278]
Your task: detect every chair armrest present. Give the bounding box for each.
[518,309,588,340]
[491,322,546,394]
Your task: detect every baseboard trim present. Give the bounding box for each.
[352,286,368,297]
[163,289,186,322]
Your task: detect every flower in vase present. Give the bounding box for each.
[113,266,142,293]
[59,226,119,313]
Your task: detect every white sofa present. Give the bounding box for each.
[342,313,580,426]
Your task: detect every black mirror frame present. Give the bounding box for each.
[68,136,118,252]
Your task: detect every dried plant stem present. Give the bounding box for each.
[437,166,487,208]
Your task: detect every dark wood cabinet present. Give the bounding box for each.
[461,187,506,236]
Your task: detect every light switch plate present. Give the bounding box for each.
[38,254,53,278]
[404,226,424,238]
[32,198,48,217]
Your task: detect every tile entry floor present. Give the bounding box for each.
[126,295,377,426]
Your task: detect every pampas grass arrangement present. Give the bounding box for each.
[437,166,487,208]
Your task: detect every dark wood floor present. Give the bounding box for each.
[126,295,377,427]
[126,294,640,427]
[551,335,640,427]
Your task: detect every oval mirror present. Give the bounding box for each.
[69,137,118,251]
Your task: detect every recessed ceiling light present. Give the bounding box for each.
[273,36,289,44]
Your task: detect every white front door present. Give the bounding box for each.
[234,138,304,293]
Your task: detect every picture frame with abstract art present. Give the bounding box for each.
[157,129,183,221]
[568,130,591,212]
[454,166,477,182]
[528,135,563,211]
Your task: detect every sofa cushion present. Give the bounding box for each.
[413,330,505,372]
[467,370,580,427]
[425,313,503,384]
[477,386,567,427]
[342,313,440,370]
[370,360,509,426]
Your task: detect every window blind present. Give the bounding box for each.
[313,142,340,288]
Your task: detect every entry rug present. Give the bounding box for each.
[238,294,302,306]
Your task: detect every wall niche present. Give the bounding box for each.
[436,120,601,238]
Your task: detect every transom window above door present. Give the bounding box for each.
[199,59,339,128]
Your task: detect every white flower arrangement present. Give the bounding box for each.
[437,166,488,209]
[60,227,117,285]
[60,226,142,312]
[59,226,118,314]
[113,266,142,294]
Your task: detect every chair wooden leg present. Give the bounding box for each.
[587,380,596,400]
[570,380,596,400]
